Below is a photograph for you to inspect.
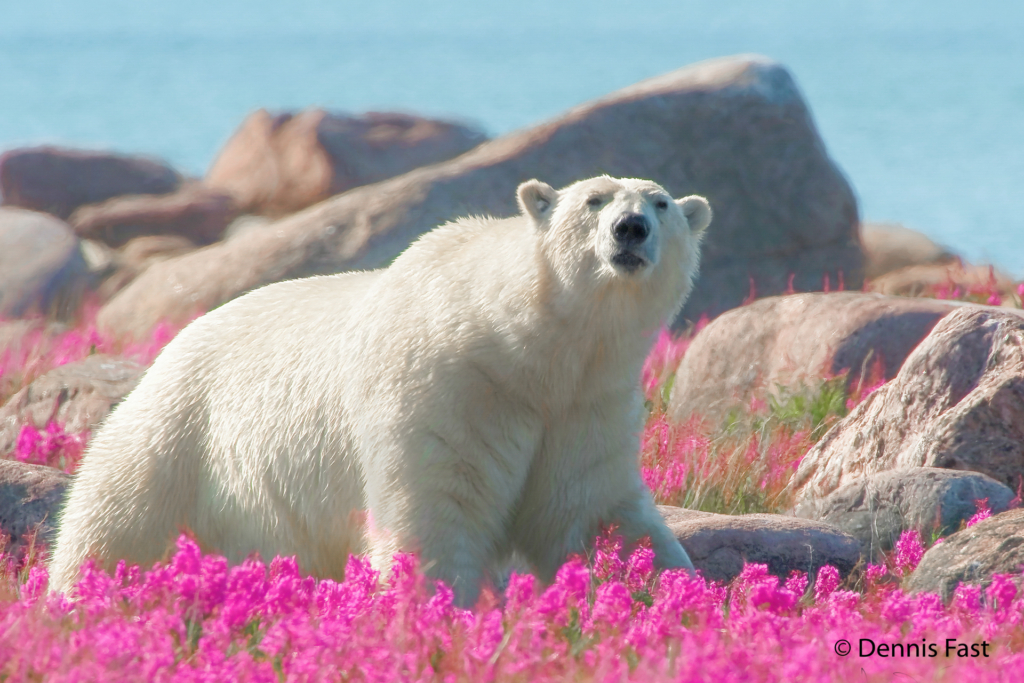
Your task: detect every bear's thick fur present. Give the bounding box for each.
[49,176,712,605]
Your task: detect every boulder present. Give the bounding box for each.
[118,235,197,266]
[118,235,198,269]
[868,260,1017,302]
[907,508,1024,601]
[90,235,198,302]
[205,109,487,217]
[0,460,69,557]
[859,222,956,280]
[668,292,955,426]
[0,147,181,219]
[791,467,1015,561]
[0,208,91,319]
[0,354,145,457]
[792,307,1024,500]
[658,506,861,583]
[97,55,861,340]
[69,184,238,247]
[221,214,273,242]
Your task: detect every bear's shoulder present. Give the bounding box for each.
[393,213,532,271]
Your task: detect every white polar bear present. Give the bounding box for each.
[49,176,712,605]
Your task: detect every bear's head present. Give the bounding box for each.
[516,176,711,321]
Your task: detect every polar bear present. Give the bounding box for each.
[49,175,712,605]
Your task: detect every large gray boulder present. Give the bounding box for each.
[793,308,1024,500]
[859,222,956,281]
[92,235,199,301]
[792,467,1015,561]
[0,208,91,319]
[907,508,1024,601]
[659,506,861,583]
[97,55,861,340]
[0,147,181,219]
[0,354,145,458]
[867,261,1017,301]
[69,184,239,247]
[668,292,955,427]
[0,460,69,558]
[205,109,488,217]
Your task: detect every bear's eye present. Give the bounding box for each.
[586,196,604,208]
[655,199,669,211]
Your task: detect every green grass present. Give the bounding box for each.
[642,370,860,517]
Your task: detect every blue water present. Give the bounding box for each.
[2,0,1023,275]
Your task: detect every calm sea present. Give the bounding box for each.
[2,0,1022,275]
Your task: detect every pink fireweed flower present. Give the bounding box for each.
[639,414,715,505]
[20,565,49,601]
[624,545,655,594]
[985,265,1002,306]
[554,557,591,603]
[742,275,757,305]
[952,582,983,617]
[466,607,505,663]
[743,435,760,465]
[864,563,890,594]
[13,422,89,472]
[422,580,455,626]
[985,573,1018,613]
[265,555,315,616]
[592,531,625,582]
[503,572,535,615]
[814,565,840,603]
[1,312,186,412]
[967,498,992,527]
[732,563,801,614]
[640,322,703,404]
[784,571,809,601]
[537,557,591,627]
[4,538,1024,680]
[589,580,633,631]
[844,354,888,410]
[748,394,768,414]
[8,322,1024,680]
[892,530,925,577]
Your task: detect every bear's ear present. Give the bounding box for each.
[676,195,712,237]
[516,179,558,225]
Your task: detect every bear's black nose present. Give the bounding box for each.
[612,214,650,246]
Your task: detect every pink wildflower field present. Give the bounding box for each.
[2,311,1023,681]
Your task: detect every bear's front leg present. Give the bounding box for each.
[396,509,492,608]
[604,486,695,573]
[512,406,694,580]
[365,428,533,608]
